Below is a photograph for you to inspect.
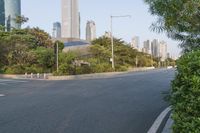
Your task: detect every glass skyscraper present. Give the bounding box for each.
[61,0,80,39]
[0,0,5,26]
[4,0,21,31]
[52,22,61,38]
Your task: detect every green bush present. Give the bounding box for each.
[171,50,200,133]
[4,65,25,74]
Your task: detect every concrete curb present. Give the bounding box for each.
[162,115,173,133]
[48,67,155,80]
[0,67,155,81]
[147,106,172,133]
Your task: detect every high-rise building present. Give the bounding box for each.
[61,0,80,39]
[0,0,5,26]
[86,20,96,42]
[143,40,151,54]
[52,22,61,38]
[151,39,168,61]
[131,36,139,50]
[159,41,167,61]
[4,0,21,31]
[151,39,159,57]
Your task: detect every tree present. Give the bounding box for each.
[54,40,65,52]
[15,15,29,25]
[28,27,54,48]
[144,0,200,52]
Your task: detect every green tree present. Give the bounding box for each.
[14,15,29,25]
[28,27,54,48]
[144,0,200,52]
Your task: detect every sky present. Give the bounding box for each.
[21,0,181,57]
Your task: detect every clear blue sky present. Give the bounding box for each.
[21,0,181,57]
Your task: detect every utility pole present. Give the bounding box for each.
[56,42,59,73]
[110,15,131,70]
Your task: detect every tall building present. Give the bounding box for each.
[52,22,61,38]
[151,39,159,57]
[0,0,5,26]
[151,39,168,61]
[4,0,21,31]
[131,36,140,50]
[61,0,80,39]
[143,40,151,54]
[159,41,167,61]
[86,20,96,42]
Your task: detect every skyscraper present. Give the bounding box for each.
[0,0,5,26]
[143,40,151,54]
[4,0,21,31]
[131,36,140,50]
[61,0,80,39]
[159,41,167,61]
[151,39,159,57]
[151,39,168,60]
[86,21,96,42]
[52,22,61,38]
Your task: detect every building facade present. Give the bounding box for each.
[151,39,168,61]
[4,0,21,31]
[61,0,80,39]
[151,39,160,57]
[52,22,61,38]
[131,36,140,50]
[143,40,151,54]
[86,21,96,42]
[0,0,5,26]
[159,41,167,61]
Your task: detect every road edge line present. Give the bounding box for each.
[147,106,172,133]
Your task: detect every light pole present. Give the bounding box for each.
[56,42,59,73]
[110,15,131,70]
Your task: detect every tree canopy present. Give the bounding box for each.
[144,0,200,52]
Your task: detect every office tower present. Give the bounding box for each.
[143,40,151,54]
[61,0,80,39]
[4,0,21,31]
[86,21,96,42]
[159,41,167,61]
[151,39,160,57]
[0,0,5,26]
[131,36,140,50]
[52,22,61,38]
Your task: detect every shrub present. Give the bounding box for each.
[4,65,25,74]
[171,50,200,133]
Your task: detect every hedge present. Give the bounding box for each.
[171,50,200,133]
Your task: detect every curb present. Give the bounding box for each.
[162,115,173,133]
[147,106,172,133]
[0,67,156,81]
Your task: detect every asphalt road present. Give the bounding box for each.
[0,69,174,133]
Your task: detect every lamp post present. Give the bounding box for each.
[56,42,59,73]
[110,15,131,70]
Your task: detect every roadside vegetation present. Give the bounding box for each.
[145,0,200,132]
[0,27,175,75]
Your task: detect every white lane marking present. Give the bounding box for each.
[0,79,28,83]
[147,106,172,133]
[0,94,5,97]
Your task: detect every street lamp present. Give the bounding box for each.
[56,42,59,73]
[110,15,131,70]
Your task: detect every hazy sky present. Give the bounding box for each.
[21,0,181,57]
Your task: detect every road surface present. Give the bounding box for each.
[0,69,174,133]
